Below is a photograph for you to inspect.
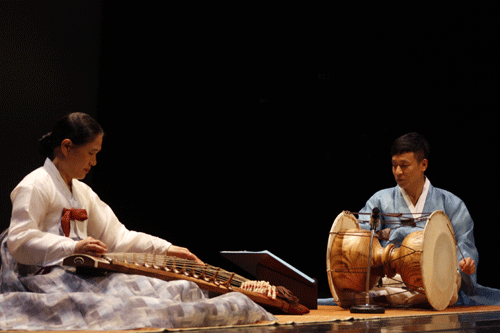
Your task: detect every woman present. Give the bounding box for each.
[7,112,202,268]
[0,113,274,330]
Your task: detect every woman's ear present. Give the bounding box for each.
[60,139,73,157]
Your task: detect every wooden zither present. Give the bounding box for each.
[63,252,309,315]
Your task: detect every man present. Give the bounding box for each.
[359,132,499,305]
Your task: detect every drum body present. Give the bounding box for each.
[326,210,457,310]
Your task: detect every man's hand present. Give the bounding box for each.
[376,228,391,241]
[459,257,476,275]
[167,245,204,265]
[74,237,108,257]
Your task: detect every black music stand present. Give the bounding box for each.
[220,250,318,309]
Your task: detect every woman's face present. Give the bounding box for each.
[64,134,103,181]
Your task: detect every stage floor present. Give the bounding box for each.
[182,305,500,333]
[201,311,500,332]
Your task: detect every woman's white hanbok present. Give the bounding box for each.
[0,159,275,330]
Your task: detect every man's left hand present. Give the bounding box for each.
[459,257,476,275]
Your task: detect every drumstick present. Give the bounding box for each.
[445,223,466,261]
[445,223,477,295]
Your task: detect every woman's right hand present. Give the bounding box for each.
[74,236,108,257]
[167,245,204,265]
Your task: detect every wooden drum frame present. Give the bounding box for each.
[326,210,457,310]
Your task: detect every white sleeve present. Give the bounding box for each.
[87,191,171,254]
[7,184,76,266]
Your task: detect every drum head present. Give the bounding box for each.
[421,210,457,310]
[326,211,360,304]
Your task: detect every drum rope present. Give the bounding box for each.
[328,250,421,274]
[328,231,422,281]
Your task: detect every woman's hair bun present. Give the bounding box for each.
[37,113,103,160]
[38,132,54,158]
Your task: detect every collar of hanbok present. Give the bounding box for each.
[397,177,431,219]
[43,158,79,207]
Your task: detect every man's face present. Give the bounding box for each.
[391,152,428,190]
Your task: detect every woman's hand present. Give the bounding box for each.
[459,257,476,275]
[74,237,108,257]
[167,245,204,265]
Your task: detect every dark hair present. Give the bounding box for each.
[390,132,430,162]
[39,112,103,159]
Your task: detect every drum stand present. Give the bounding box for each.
[350,209,385,314]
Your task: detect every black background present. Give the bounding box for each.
[1,2,498,297]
